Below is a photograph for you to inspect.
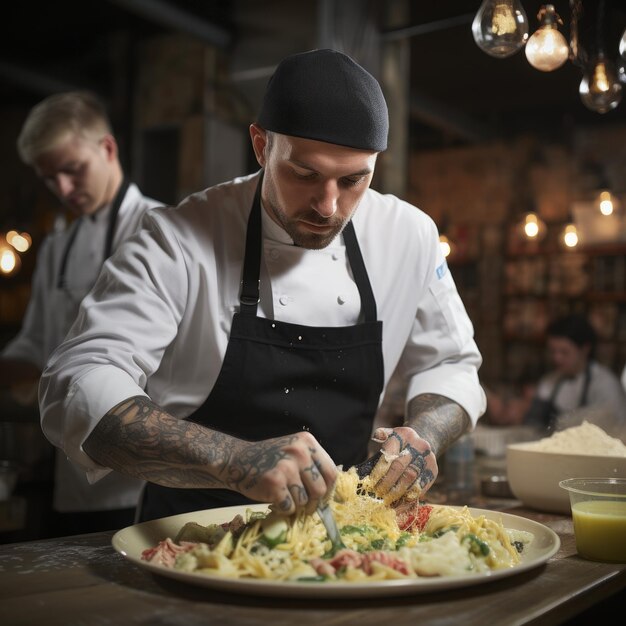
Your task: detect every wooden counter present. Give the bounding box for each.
[1,499,624,626]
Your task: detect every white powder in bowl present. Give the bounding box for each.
[525,421,626,456]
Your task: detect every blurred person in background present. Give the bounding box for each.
[488,313,626,437]
[525,313,626,435]
[0,91,162,536]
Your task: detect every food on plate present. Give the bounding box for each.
[521,421,626,456]
[141,467,534,582]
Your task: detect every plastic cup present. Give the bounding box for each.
[559,477,626,563]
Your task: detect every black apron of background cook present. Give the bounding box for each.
[526,363,591,433]
[140,174,384,521]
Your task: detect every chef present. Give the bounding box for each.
[1,91,161,534]
[39,49,486,522]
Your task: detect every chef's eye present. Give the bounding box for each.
[341,176,366,187]
[293,170,317,180]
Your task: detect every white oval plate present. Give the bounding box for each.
[112,503,560,598]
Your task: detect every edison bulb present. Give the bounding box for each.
[598,190,620,216]
[439,235,453,258]
[0,248,19,275]
[580,54,623,113]
[562,224,578,248]
[619,28,626,85]
[472,0,529,58]
[525,5,569,72]
[521,212,546,240]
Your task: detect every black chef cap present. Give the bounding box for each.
[257,49,388,152]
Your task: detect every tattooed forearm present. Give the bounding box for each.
[83,395,237,487]
[83,395,311,496]
[405,393,471,456]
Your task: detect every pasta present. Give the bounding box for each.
[141,467,533,582]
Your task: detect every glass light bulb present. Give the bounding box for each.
[563,224,578,248]
[579,54,623,113]
[618,60,626,86]
[472,0,529,58]
[597,190,621,216]
[619,29,626,85]
[524,221,539,237]
[521,212,546,240]
[439,235,452,258]
[0,248,18,274]
[525,5,569,72]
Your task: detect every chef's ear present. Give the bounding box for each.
[99,134,118,163]
[249,123,268,167]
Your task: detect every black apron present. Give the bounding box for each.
[140,174,384,521]
[526,363,591,433]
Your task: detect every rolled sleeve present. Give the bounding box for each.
[403,260,486,425]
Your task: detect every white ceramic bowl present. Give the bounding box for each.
[506,443,626,514]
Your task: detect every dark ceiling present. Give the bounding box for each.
[1,0,625,150]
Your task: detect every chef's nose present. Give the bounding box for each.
[312,180,339,218]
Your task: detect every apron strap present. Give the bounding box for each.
[239,173,263,314]
[103,177,131,263]
[579,362,591,407]
[342,220,377,322]
[56,177,130,289]
[238,171,377,322]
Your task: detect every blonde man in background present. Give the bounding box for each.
[0,91,162,536]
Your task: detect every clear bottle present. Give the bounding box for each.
[444,433,476,497]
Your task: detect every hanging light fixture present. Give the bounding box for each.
[584,162,622,216]
[580,52,623,113]
[520,211,547,240]
[472,0,529,58]
[6,230,32,253]
[471,0,624,114]
[561,222,579,248]
[525,5,570,72]
[618,27,626,85]
[439,234,453,258]
[596,189,621,216]
[579,0,623,113]
[0,239,20,276]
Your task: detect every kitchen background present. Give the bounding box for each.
[0,0,625,540]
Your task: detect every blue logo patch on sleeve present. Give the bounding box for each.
[436,261,448,279]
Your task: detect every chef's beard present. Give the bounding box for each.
[265,196,349,249]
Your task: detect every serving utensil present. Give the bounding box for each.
[317,499,345,554]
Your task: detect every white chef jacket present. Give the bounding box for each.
[3,183,161,511]
[39,172,486,484]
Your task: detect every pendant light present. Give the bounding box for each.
[618,27,626,85]
[472,0,529,58]
[525,4,569,72]
[520,212,547,241]
[597,189,620,216]
[579,0,623,113]
[561,223,579,248]
[439,234,453,258]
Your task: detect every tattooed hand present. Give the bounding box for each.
[226,431,338,515]
[366,426,438,503]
